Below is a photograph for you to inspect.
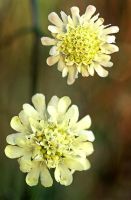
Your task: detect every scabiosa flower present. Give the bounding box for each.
[41,5,119,85]
[5,94,95,187]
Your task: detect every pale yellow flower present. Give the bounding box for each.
[41,5,119,85]
[5,94,95,187]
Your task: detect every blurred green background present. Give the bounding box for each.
[0,0,131,199]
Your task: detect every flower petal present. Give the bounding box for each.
[18,153,32,172]
[105,35,116,43]
[29,117,42,133]
[81,67,89,77]
[104,26,119,34]
[48,96,59,108]
[58,96,71,114]
[57,59,66,71]
[49,46,59,56]
[75,142,94,156]
[48,12,63,27]
[63,157,91,171]
[6,133,24,145]
[95,18,104,26]
[47,96,59,119]
[76,115,91,130]
[41,37,56,46]
[84,5,96,20]
[32,93,46,119]
[101,44,119,54]
[55,164,73,186]
[64,105,79,125]
[88,64,95,76]
[19,110,31,131]
[101,61,113,68]
[70,6,80,25]
[5,145,25,158]
[94,64,109,77]
[67,16,74,27]
[23,104,40,120]
[54,166,60,183]
[60,11,68,24]
[48,25,60,33]
[67,66,77,85]
[78,130,95,142]
[47,55,60,66]
[94,54,111,63]
[62,67,68,77]
[90,13,100,23]
[8,133,26,147]
[40,165,53,187]
[10,116,28,133]
[26,163,40,186]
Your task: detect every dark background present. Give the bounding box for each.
[0,0,131,199]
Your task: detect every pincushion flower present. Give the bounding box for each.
[5,94,95,187]
[41,5,119,85]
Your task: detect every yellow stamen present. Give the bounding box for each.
[34,122,74,168]
[57,25,101,65]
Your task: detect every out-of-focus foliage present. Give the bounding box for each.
[0,0,131,199]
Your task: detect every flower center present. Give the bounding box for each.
[57,25,101,65]
[31,122,74,168]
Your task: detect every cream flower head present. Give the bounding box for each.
[41,5,119,85]
[5,94,95,187]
